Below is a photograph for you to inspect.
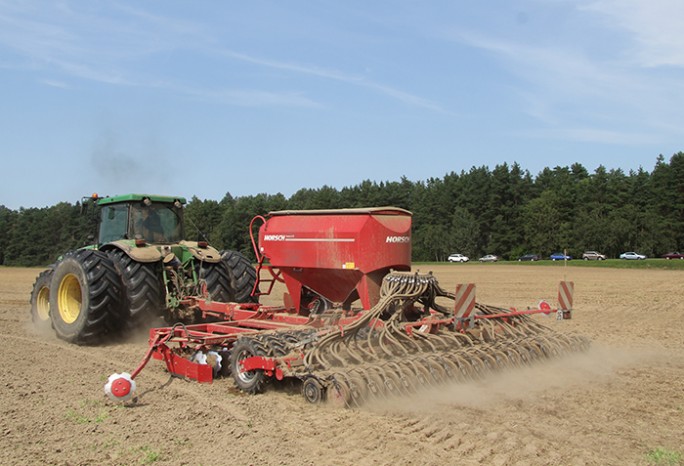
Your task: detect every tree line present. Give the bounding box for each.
[2,152,682,267]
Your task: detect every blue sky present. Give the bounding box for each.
[1,1,683,210]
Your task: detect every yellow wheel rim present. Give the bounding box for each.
[36,286,50,321]
[57,273,82,324]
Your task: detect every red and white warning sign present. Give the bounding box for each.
[558,281,574,311]
[454,283,476,318]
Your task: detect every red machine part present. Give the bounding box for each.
[253,208,411,311]
[104,372,136,402]
[104,281,574,397]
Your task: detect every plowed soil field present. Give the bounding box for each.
[1,265,682,466]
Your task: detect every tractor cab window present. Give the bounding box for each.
[130,203,183,243]
[99,204,129,243]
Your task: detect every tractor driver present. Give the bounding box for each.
[133,206,164,242]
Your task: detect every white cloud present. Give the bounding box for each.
[41,79,69,89]
[215,49,445,112]
[581,0,684,67]
[182,85,322,108]
[444,5,684,144]
[0,1,442,111]
[519,126,659,145]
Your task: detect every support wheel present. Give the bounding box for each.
[49,250,123,344]
[302,377,324,404]
[230,338,267,394]
[30,266,54,331]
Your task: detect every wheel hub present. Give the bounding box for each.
[302,378,323,403]
[235,350,257,383]
[36,286,50,321]
[57,273,82,324]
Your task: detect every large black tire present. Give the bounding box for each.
[49,249,124,344]
[230,338,267,394]
[198,261,234,303]
[108,249,165,327]
[220,250,259,303]
[30,266,55,331]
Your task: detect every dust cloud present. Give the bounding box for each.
[362,343,663,415]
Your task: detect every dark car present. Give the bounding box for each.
[518,254,540,262]
[662,252,684,260]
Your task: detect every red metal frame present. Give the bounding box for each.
[250,215,286,299]
[127,283,571,387]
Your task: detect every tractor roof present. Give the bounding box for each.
[95,194,187,206]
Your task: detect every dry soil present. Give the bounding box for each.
[0,264,682,465]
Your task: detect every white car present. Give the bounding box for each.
[582,251,606,260]
[619,251,646,260]
[447,253,469,263]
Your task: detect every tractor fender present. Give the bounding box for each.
[100,241,222,264]
[178,241,222,263]
[102,241,164,263]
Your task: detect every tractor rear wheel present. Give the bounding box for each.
[30,266,55,331]
[108,249,164,326]
[220,250,259,303]
[49,249,124,344]
[198,261,234,303]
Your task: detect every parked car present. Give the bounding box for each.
[582,251,606,260]
[662,251,684,260]
[447,253,469,263]
[518,254,540,262]
[619,251,646,260]
[478,254,499,262]
[550,252,572,261]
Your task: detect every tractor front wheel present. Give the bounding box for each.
[49,250,124,344]
[30,267,54,331]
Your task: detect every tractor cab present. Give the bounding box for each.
[95,194,186,245]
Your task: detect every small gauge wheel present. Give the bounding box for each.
[302,377,324,404]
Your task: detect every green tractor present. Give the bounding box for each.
[29,194,257,344]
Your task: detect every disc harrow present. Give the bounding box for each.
[227,272,589,406]
[105,271,589,406]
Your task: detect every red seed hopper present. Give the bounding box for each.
[252,207,412,312]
